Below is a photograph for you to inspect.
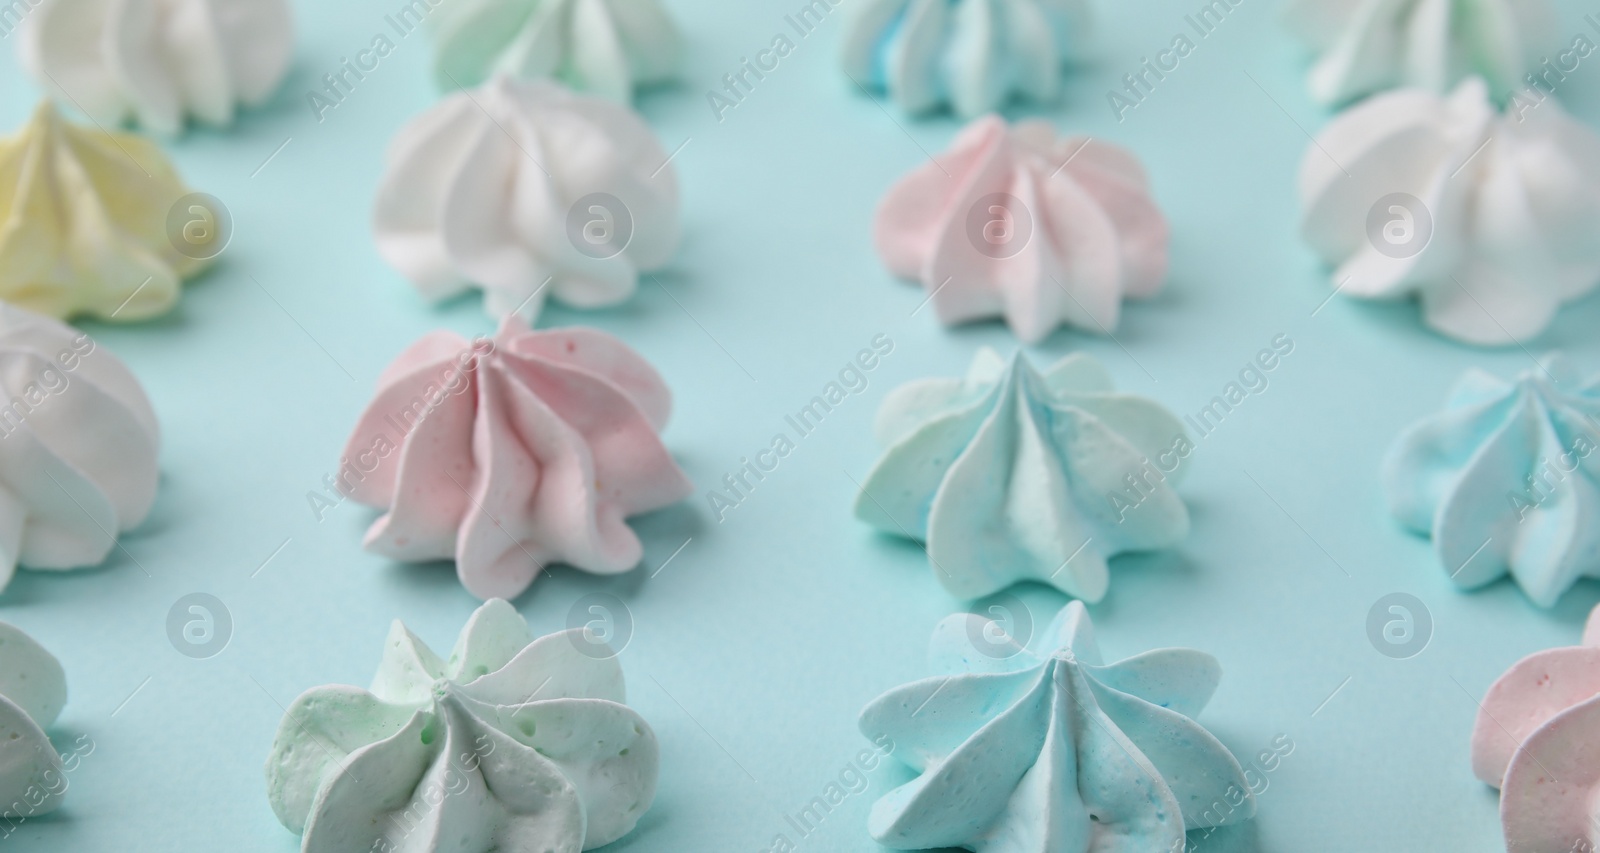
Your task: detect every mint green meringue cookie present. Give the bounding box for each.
[429,0,682,101]
[860,602,1254,852]
[854,348,1191,601]
[265,599,657,853]
[1384,356,1600,608]
[841,0,1091,117]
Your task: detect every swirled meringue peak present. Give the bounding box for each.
[266,598,658,853]
[374,75,681,323]
[860,601,1253,851]
[877,117,1168,344]
[854,347,1190,601]
[0,304,159,592]
[0,622,68,819]
[428,0,682,101]
[341,315,692,601]
[1384,356,1600,607]
[20,0,294,135]
[1471,604,1600,852]
[0,103,212,321]
[1284,0,1558,106]
[842,0,1091,117]
[1300,78,1600,346]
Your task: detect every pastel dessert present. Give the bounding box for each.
[19,0,295,135]
[266,598,658,852]
[0,622,69,820]
[1472,603,1600,852]
[876,116,1168,344]
[1299,78,1600,345]
[1284,0,1558,106]
[841,0,1091,118]
[427,0,682,101]
[339,316,692,600]
[0,103,214,321]
[854,348,1190,601]
[860,601,1254,851]
[1383,356,1600,608]
[0,304,159,592]
[373,75,682,323]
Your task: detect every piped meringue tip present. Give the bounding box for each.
[342,315,692,601]
[1299,77,1600,346]
[859,601,1253,852]
[1384,356,1600,608]
[876,115,1168,344]
[842,0,1092,118]
[373,75,682,323]
[19,0,295,135]
[1472,602,1600,852]
[266,598,658,853]
[855,348,1191,601]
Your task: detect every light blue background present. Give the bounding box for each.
[3,0,1600,849]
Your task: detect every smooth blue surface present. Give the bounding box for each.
[2,0,1599,850]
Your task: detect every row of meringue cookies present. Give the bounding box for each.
[838,3,1268,850]
[263,5,693,851]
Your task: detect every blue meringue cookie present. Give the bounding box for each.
[841,0,1090,118]
[860,602,1254,852]
[854,348,1192,601]
[1384,357,1600,607]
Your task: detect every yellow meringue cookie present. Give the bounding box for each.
[0,102,213,322]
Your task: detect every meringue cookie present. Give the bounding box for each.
[1383,356,1600,607]
[842,0,1091,118]
[374,75,681,323]
[19,0,295,135]
[860,601,1253,852]
[854,348,1190,601]
[1284,0,1558,106]
[266,598,658,853]
[877,116,1168,344]
[1300,77,1600,346]
[1472,604,1600,852]
[341,315,692,601]
[0,102,212,321]
[0,622,68,820]
[428,0,682,101]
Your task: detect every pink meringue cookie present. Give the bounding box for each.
[1472,604,1600,852]
[340,316,692,600]
[875,115,1168,344]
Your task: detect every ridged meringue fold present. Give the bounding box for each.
[374,75,681,322]
[1472,604,1600,852]
[0,622,68,819]
[427,0,682,101]
[877,116,1168,344]
[1284,0,1558,106]
[1383,357,1600,608]
[841,0,1091,117]
[341,315,692,601]
[854,348,1190,601]
[1299,78,1600,346]
[20,0,295,135]
[860,602,1253,852]
[0,304,159,592]
[0,102,210,321]
[266,598,658,853]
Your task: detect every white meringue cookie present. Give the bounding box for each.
[0,304,160,592]
[1299,78,1600,345]
[1284,0,1559,106]
[373,75,682,323]
[19,0,295,135]
[0,622,68,820]
[266,599,658,853]
[428,0,683,101]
